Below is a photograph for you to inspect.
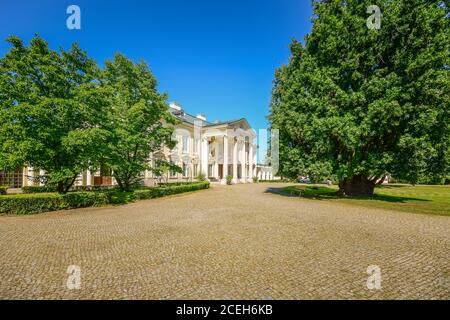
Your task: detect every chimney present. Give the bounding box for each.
[169,102,181,111]
[196,113,206,121]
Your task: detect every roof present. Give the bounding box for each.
[169,109,212,126]
[169,109,251,129]
[203,118,247,127]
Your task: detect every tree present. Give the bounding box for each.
[0,35,109,193]
[269,0,449,196]
[101,54,178,191]
[151,159,183,184]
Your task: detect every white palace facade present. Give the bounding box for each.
[0,103,258,188]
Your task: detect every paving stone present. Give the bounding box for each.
[0,183,449,299]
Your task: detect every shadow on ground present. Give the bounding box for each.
[265,186,429,203]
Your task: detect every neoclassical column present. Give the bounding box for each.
[86,169,92,186]
[232,137,238,183]
[249,143,254,182]
[214,137,219,179]
[39,169,45,186]
[201,137,208,177]
[223,135,228,183]
[27,166,34,186]
[240,140,246,183]
[22,166,28,187]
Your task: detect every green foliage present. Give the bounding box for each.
[0,35,110,193]
[158,181,200,187]
[152,160,182,183]
[226,175,233,185]
[22,185,115,194]
[0,186,7,195]
[134,181,209,200]
[197,172,207,182]
[252,176,258,183]
[22,186,57,194]
[0,192,110,215]
[269,1,449,196]
[1,182,210,214]
[100,54,178,191]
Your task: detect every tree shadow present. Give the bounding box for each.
[376,184,413,189]
[265,186,429,203]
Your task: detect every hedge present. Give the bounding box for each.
[22,185,116,194]
[0,192,110,215]
[135,181,210,200]
[1,181,210,215]
[157,181,201,187]
[257,179,291,183]
[0,186,7,195]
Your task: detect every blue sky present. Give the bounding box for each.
[0,0,313,159]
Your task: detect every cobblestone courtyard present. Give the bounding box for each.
[1,183,449,299]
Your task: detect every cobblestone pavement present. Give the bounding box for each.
[1,183,449,299]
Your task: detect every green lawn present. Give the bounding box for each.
[281,184,450,217]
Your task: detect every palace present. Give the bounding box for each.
[0,103,258,188]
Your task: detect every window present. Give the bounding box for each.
[193,138,199,154]
[208,164,213,177]
[193,164,198,177]
[170,161,177,177]
[0,167,23,188]
[182,163,189,177]
[182,136,189,153]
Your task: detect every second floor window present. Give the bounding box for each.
[182,136,189,153]
[193,138,199,154]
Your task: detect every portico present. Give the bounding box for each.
[201,124,257,184]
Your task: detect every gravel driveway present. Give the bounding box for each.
[0,183,449,299]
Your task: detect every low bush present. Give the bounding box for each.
[226,175,233,185]
[157,181,197,187]
[196,172,206,182]
[22,185,57,193]
[252,176,258,183]
[0,186,7,195]
[22,185,116,194]
[0,192,110,215]
[2,181,210,214]
[135,181,210,200]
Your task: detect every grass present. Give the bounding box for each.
[280,184,450,217]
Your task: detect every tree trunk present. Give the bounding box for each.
[57,181,65,194]
[338,175,375,197]
[63,175,78,194]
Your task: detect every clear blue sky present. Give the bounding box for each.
[0,0,312,131]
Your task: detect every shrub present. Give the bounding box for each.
[157,181,198,187]
[444,176,450,185]
[0,192,110,215]
[22,185,116,194]
[252,176,258,183]
[134,181,210,200]
[0,186,7,195]
[226,175,233,185]
[22,185,57,194]
[2,181,209,215]
[196,172,206,182]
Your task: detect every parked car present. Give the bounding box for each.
[298,176,311,184]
